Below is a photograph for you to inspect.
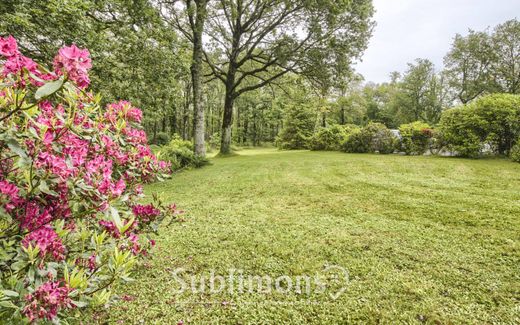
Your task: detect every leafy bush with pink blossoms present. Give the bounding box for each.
[0,36,178,323]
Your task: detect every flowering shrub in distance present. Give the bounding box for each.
[0,36,177,323]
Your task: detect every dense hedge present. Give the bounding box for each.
[309,124,358,151]
[341,122,396,154]
[276,94,520,163]
[397,121,433,155]
[438,94,520,158]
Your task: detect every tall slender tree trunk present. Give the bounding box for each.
[191,0,207,157]
[170,109,177,135]
[236,105,241,144]
[153,120,157,143]
[243,119,248,144]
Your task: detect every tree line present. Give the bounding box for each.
[1,1,517,157]
[345,19,519,129]
[0,0,375,156]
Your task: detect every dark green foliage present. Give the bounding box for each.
[397,121,433,155]
[276,105,315,150]
[342,129,370,153]
[428,129,448,155]
[160,135,209,170]
[308,124,358,151]
[342,122,395,154]
[510,141,520,162]
[439,94,520,157]
[153,132,171,146]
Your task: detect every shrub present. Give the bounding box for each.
[276,104,315,150]
[342,129,369,153]
[0,37,178,323]
[342,122,395,154]
[160,135,208,170]
[208,132,220,151]
[428,129,448,155]
[511,141,520,163]
[372,127,397,154]
[398,121,433,155]
[153,132,171,146]
[438,94,520,157]
[309,124,357,151]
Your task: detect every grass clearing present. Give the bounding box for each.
[93,148,520,324]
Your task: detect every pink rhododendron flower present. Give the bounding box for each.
[132,204,161,223]
[23,281,73,323]
[127,232,141,255]
[105,101,143,123]
[0,180,23,212]
[88,253,97,271]
[127,107,143,123]
[53,44,92,89]
[109,179,126,197]
[19,202,53,231]
[99,220,120,238]
[0,179,20,197]
[0,35,19,57]
[0,36,55,86]
[22,225,66,261]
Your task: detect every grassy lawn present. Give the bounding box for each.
[94,148,520,324]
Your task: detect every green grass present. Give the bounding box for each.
[94,148,520,324]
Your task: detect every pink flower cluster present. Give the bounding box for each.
[0,180,22,212]
[105,100,143,123]
[53,44,92,88]
[0,36,92,89]
[99,220,122,238]
[22,225,66,262]
[0,36,53,86]
[132,204,161,223]
[23,281,73,322]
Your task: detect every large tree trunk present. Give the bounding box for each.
[220,91,235,154]
[191,0,207,157]
[220,67,237,154]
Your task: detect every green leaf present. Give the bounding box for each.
[6,139,28,159]
[0,300,18,309]
[110,207,123,230]
[35,78,64,100]
[39,180,58,196]
[71,300,88,308]
[1,290,19,297]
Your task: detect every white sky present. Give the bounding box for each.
[355,0,520,83]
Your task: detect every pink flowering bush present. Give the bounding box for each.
[0,36,177,323]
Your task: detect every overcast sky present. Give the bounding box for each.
[355,0,520,84]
